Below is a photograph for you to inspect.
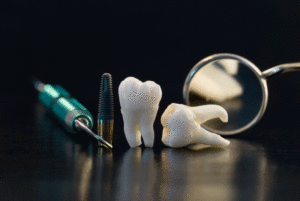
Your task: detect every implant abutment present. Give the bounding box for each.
[75,119,113,148]
[98,120,114,146]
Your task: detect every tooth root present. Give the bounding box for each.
[190,104,228,124]
[140,110,157,148]
[121,109,142,147]
[192,127,230,146]
[161,103,230,148]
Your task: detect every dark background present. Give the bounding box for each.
[2,0,300,144]
[1,1,300,200]
[1,1,300,150]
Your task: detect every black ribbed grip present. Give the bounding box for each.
[98,73,114,121]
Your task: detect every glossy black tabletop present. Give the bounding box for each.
[1,98,300,201]
[2,1,300,200]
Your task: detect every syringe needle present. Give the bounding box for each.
[74,119,113,148]
[32,77,113,149]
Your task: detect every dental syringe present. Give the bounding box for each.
[32,77,113,148]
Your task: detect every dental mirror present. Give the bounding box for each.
[183,53,300,135]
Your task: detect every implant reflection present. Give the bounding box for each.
[93,148,113,200]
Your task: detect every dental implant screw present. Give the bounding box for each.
[98,73,114,147]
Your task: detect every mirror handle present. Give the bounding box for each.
[261,63,300,79]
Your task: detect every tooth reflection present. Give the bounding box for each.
[187,144,226,151]
[160,140,269,200]
[160,148,232,200]
[232,140,268,201]
[189,60,243,103]
[115,148,157,200]
[217,59,239,75]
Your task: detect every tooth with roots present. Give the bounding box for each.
[161,103,230,148]
[119,77,162,148]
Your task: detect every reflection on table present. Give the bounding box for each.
[1,100,297,201]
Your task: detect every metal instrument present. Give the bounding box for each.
[33,78,113,148]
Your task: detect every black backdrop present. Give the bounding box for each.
[1,0,300,148]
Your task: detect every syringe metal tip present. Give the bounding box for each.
[30,76,45,92]
[74,119,113,149]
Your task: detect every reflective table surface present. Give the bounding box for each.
[1,98,300,201]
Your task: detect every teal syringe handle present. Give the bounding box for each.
[38,84,93,133]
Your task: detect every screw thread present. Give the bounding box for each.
[98,73,114,120]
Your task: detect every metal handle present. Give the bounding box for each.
[261,63,300,79]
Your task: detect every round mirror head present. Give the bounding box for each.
[183,54,268,135]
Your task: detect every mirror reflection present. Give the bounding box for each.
[188,59,263,134]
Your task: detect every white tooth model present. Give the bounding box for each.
[119,77,162,148]
[161,103,230,148]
